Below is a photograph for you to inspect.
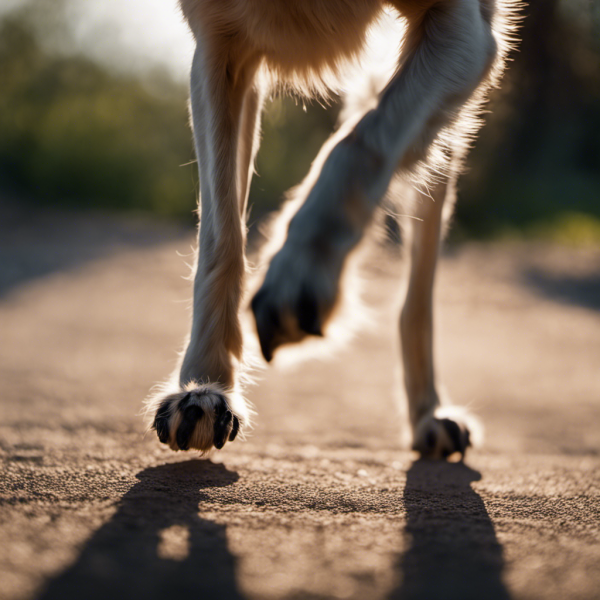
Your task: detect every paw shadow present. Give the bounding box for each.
[389,460,511,600]
[36,460,246,600]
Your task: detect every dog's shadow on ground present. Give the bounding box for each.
[389,459,510,600]
[36,460,245,600]
[36,458,510,600]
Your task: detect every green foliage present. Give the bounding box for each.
[250,98,337,222]
[528,212,600,246]
[1,0,599,242]
[0,9,336,223]
[0,15,197,219]
[454,0,600,241]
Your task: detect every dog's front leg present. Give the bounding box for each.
[252,0,498,359]
[148,41,261,452]
[252,0,497,457]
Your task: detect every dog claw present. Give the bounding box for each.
[214,408,234,450]
[153,400,172,444]
[296,284,323,336]
[251,290,278,362]
[229,415,240,441]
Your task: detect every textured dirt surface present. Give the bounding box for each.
[1,205,599,600]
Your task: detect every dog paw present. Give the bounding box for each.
[251,245,338,361]
[412,410,474,460]
[151,384,242,452]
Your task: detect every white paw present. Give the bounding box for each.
[150,383,247,452]
[412,408,480,460]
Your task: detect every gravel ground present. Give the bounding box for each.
[1,205,599,600]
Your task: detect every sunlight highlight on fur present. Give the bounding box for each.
[145,0,523,457]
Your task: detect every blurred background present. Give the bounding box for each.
[1,5,600,599]
[0,0,599,242]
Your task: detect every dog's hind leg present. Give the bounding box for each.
[252,0,498,362]
[399,171,474,459]
[148,38,262,452]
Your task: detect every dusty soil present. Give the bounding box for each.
[1,205,599,600]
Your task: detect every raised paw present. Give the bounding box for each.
[412,412,473,460]
[152,385,242,452]
[251,246,338,361]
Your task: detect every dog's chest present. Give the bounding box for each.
[245,0,384,72]
[182,0,385,81]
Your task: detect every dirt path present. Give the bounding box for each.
[1,207,599,600]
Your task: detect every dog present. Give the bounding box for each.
[147,0,519,459]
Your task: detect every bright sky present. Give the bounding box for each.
[65,0,195,80]
[1,0,195,81]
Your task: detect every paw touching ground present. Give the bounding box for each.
[151,384,243,452]
[412,409,477,460]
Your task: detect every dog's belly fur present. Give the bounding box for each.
[180,0,384,84]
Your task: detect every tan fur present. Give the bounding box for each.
[146,0,521,458]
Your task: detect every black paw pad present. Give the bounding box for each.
[251,288,280,362]
[439,418,470,457]
[296,284,323,337]
[213,400,234,450]
[176,402,204,451]
[425,428,437,451]
[153,400,172,444]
